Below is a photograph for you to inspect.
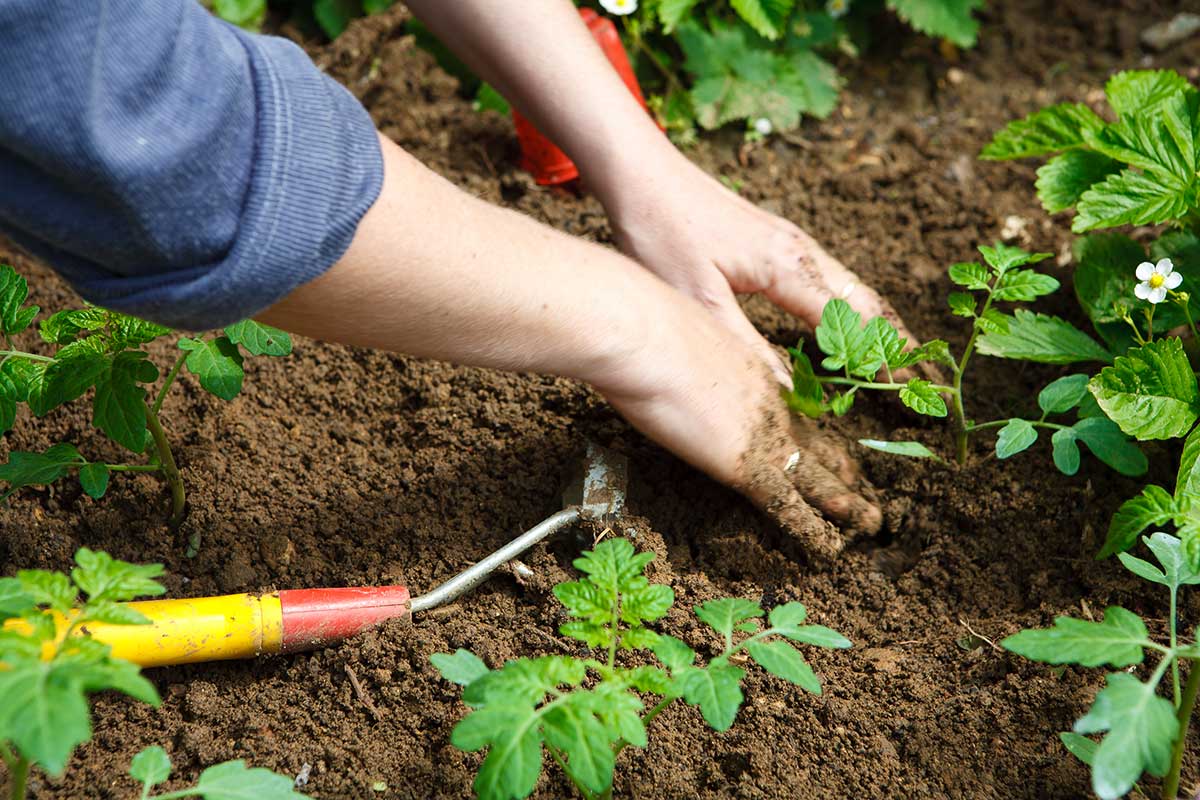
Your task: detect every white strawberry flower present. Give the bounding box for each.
[826,0,850,18]
[1135,258,1182,304]
[599,0,637,15]
[753,118,773,136]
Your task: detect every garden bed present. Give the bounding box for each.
[3,1,1200,797]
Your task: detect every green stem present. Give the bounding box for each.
[816,377,954,393]
[1181,298,1200,343]
[1164,661,1200,800]
[105,464,164,474]
[143,402,185,528]
[546,743,598,800]
[624,17,682,96]
[953,283,996,465]
[0,349,53,363]
[1171,587,1181,707]
[963,420,1070,434]
[152,351,187,416]
[7,757,28,800]
[1147,305,1156,342]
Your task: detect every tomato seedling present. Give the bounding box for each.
[432,538,851,800]
[126,746,303,800]
[0,265,291,543]
[1002,533,1200,800]
[787,243,1141,475]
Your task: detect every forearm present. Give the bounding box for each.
[259,134,664,391]
[403,0,672,195]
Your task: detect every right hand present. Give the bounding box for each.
[595,294,882,562]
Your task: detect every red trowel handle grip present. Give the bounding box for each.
[512,8,655,185]
[278,585,411,653]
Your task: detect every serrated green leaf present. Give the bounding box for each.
[658,0,700,31]
[981,103,1107,159]
[746,640,821,693]
[652,635,697,671]
[542,695,617,794]
[28,337,110,416]
[0,265,39,336]
[1071,417,1148,477]
[1039,374,1091,414]
[1089,338,1198,440]
[1051,428,1081,476]
[992,268,1061,302]
[1140,532,1200,589]
[858,439,940,460]
[224,320,292,357]
[675,663,746,731]
[0,368,16,434]
[0,443,84,500]
[1060,732,1098,766]
[695,598,763,636]
[886,0,982,47]
[948,261,989,289]
[1035,150,1123,214]
[179,336,244,401]
[1074,672,1177,800]
[863,316,906,373]
[899,378,947,417]
[78,463,110,499]
[1073,168,1191,233]
[1101,485,1181,558]
[978,243,1052,274]
[558,621,610,648]
[71,547,165,604]
[129,745,172,787]
[463,656,586,708]
[1000,607,1149,667]
[590,684,646,748]
[432,649,490,687]
[82,600,151,626]
[0,576,35,618]
[1177,424,1200,499]
[679,20,838,131]
[1105,69,1195,117]
[996,419,1038,459]
[17,568,77,613]
[828,390,855,416]
[192,759,305,800]
[730,0,795,39]
[948,292,976,316]
[1071,232,1181,351]
[619,626,660,650]
[621,584,674,625]
[815,299,878,376]
[777,624,852,649]
[767,602,808,628]
[212,0,267,29]
[454,705,544,800]
[93,351,152,453]
[976,310,1112,364]
[0,658,92,774]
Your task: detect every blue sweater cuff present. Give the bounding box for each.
[72,33,383,331]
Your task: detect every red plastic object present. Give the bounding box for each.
[513,8,653,185]
[278,586,411,652]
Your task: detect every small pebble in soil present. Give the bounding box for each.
[294,763,311,788]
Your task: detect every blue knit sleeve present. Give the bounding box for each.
[0,0,384,330]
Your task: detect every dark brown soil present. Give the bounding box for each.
[4,2,1200,797]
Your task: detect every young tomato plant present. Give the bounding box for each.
[786,243,1142,476]
[125,746,303,800]
[982,69,1200,565]
[431,538,851,800]
[1002,533,1200,800]
[0,265,291,539]
[0,549,165,798]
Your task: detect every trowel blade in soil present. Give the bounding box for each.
[563,442,628,520]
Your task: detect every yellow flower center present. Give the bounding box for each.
[1150,273,1166,289]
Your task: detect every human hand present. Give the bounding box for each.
[591,142,915,384]
[596,293,881,562]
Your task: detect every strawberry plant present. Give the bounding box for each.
[431,537,851,800]
[1002,533,1200,800]
[0,265,291,540]
[786,243,1144,476]
[981,70,1200,565]
[0,549,302,799]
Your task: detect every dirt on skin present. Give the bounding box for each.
[4,1,1200,797]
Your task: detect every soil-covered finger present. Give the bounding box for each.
[786,447,882,535]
